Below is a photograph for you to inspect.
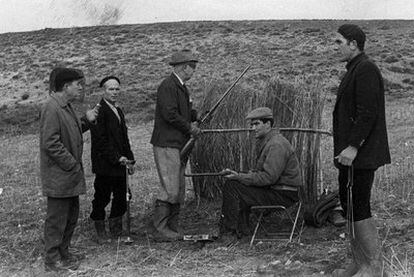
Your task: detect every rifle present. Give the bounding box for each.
[184,171,231,177]
[123,159,135,244]
[180,65,251,160]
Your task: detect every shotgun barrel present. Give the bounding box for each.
[180,65,251,160]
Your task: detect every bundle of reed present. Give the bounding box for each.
[190,76,325,204]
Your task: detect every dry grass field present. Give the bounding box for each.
[0,20,414,276]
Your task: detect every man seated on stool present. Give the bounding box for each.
[220,107,302,240]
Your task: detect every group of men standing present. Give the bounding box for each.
[39,23,390,277]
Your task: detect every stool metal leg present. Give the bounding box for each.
[250,211,264,247]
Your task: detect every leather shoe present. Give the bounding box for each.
[45,259,79,272]
[328,210,347,227]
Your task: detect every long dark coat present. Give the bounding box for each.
[333,53,391,169]
[40,94,90,197]
[150,73,195,149]
[90,98,134,176]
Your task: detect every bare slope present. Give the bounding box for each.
[1,20,414,134]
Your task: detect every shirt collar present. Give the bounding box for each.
[173,72,185,86]
[103,98,118,109]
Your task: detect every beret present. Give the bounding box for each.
[337,24,365,44]
[100,76,120,87]
[169,49,198,66]
[246,107,273,120]
[54,68,84,92]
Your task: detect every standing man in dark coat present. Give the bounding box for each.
[40,68,98,272]
[90,76,135,242]
[150,49,201,241]
[331,24,391,277]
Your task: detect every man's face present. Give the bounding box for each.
[251,119,270,139]
[182,62,196,82]
[64,79,84,102]
[103,79,120,104]
[333,33,354,62]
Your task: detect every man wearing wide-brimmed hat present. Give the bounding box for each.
[150,49,201,241]
[40,68,98,272]
[219,107,302,241]
[331,24,391,277]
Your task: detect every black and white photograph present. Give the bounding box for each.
[0,0,413,276]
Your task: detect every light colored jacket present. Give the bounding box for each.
[236,130,302,190]
[39,94,90,197]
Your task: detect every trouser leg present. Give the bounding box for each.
[90,175,111,221]
[153,146,182,203]
[59,197,79,258]
[333,167,381,277]
[220,180,298,237]
[151,147,183,240]
[109,175,127,219]
[220,180,242,233]
[44,197,72,264]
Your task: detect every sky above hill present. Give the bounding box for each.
[1,0,413,33]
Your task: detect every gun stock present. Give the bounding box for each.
[180,137,196,161]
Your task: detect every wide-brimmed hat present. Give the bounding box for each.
[245,107,273,120]
[169,49,198,66]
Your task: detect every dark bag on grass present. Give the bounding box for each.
[304,190,340,227]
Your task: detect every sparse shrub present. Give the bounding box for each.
[384,78,404,92]
[384,55,399,63]
[303,28,320,34]
[378,25,391,30]
[388,66,414,74]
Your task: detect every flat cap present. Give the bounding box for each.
[54,68,84,92]
[245,107,273,120]
[100,76,120,87]
[169,49,198,66]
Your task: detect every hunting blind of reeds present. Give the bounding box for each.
[190,76,326,204]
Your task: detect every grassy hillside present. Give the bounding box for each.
[1,20,414,134]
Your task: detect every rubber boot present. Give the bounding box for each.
[94,220,110,244]
[151,200,181,242]
[168,203,181,233]
[109,216,123,238]
[352,218,386,277]
[331,240,360,277]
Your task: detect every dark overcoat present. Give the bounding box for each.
[90,98,134,176]
[333,53,391,169]
[150,73,195,149]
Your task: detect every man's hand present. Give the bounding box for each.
[221,168,239,180]
[119,156,128,165]
[190,122,202,137]
[335,146,358,166]
[86,104,100,123]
